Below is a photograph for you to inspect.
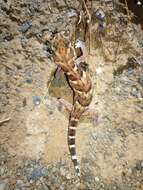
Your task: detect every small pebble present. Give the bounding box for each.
[127,67,134,75]
[19,21,32,33]
[95,176,100,182]
[131,88,138,97]
[67,9,77,18]
[91,132,97,140]
[94,8,105,20]
[96,67,102,74]
[21,36,29,46]
[32,96,41,106]
[25,78,33,84]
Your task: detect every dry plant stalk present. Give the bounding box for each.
[80,0,92,53]
[124,0,132,22]
[0,118,11,125]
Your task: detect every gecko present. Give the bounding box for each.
[52,34,93,177]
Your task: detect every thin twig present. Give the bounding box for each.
[1,62,13,70]
[0,118,11,125]
[89,0,93,53]
[41,74,55,104]
[81,0,91,21]
[81,0,92,53]
[124,0,131,22]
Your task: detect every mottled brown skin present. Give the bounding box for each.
[53,34,93,176]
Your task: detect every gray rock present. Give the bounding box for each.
[28,166,49,181]
[19,21,32,33]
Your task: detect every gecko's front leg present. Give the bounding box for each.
[74,39,87,66]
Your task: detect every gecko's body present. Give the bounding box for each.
[53,34,93,177]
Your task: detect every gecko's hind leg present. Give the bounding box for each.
[57,98,73,113]
[83,108,99,124]
[57,98,100,124]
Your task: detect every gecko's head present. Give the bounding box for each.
[53,33,69,46]
[52,33,74,66]
[52,33,70,54]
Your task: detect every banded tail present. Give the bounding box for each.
[68,102,85,177]
[68,115,80,177]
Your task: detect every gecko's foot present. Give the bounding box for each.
[83,108,99,124]
[83,108,97,117]
[57,98,73,112]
